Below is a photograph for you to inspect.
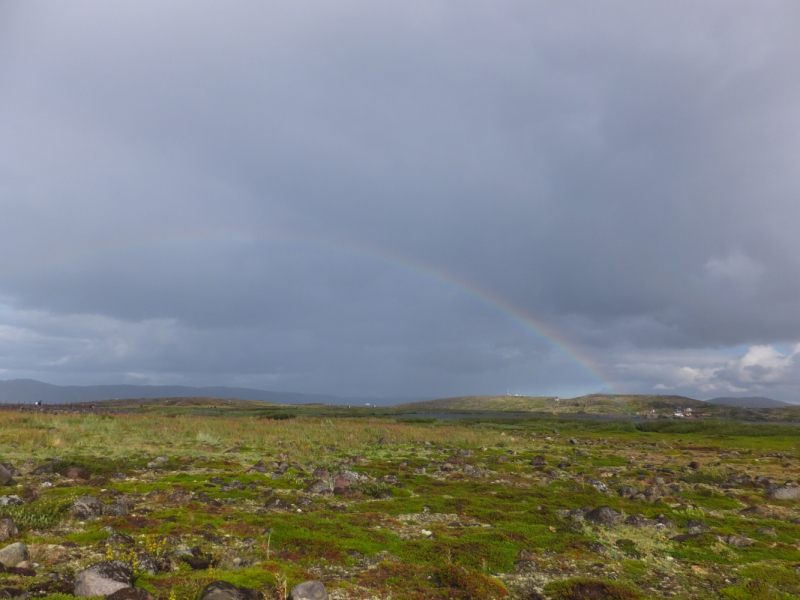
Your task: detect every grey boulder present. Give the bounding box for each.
[0,465,13,486]
[0,542,29,567]
[584,506,621,526]
[289,581,328,600]
[74,560,133,597]
[0,517,19,542]
[768,485,800,500]
[200,580,262,600]
[69,496,105,520]
[107,588,156,600]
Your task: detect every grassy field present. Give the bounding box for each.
[1,406,799,599]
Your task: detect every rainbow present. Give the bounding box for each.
[0,228,615,392]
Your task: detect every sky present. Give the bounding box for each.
[1,1,800,401]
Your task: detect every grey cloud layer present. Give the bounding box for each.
[1,2,799,398]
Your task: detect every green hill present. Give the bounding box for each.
[396,393,800,421]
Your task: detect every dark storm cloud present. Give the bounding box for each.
[1,1,800,399]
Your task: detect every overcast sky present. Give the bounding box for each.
[2,2,800,401]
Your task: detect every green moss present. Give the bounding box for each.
[719,579,796,600]
[544,578,645,599]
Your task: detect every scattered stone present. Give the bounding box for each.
[586,478,610,494]
[134,553,158,575]
[31,463,55,476]
[200,580,262,600]
[569,438,579,445]
[107,588,156,600]
[69,496,105,520]
[311,468,329,479]
[0,496,23,507]
[0,543,27,567]
[643,486,663,502]
[624,514,655,528]
[63,466,90,480]
[304,479,331,495]
[249,460,269,474]
[74,560,133,597]
[0,466,13,486]
[530,456,546,466]
[582,541,608,555]
[756,527,778,537]
[686,520,710,535]
[584,506,621,526]
[0,519,18,542]
[103,501,129,517]
[768,485,800,500]
[265,497,290,510]
[289,580,328,600]
[724,535,754,547]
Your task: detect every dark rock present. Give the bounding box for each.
[134,553,157,575]
[583,541,608,555]
[569,438,579,445]
[617,485,637,498]
[264,497,290,510]
[289,581,328,600]
[311,468,329,479]
[183,548,215,570]
[624,514,655,528]
[167,490,193,505]
[689,461,700,470]
[686,520,710,535]
[643,486,663,502]
[6,566,35,577]
[573,449,588,457]
[250,461,269,474]
[31,463,54,476]
[530,456,546,466]
[303,479,331,495]
[0,519,18,543]
[584,506,621,526]
[63,466,90,480]
[107,588,156,600]
[200,581,263,600]
[103,502,129,517]
[69,496,105,520]
[740,505,767,516]
[0,466,13,487]
[74,560,133,597]
[725,535,754,547]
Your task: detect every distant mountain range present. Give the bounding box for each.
[0,379,426,407]
[703,396,794,408]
